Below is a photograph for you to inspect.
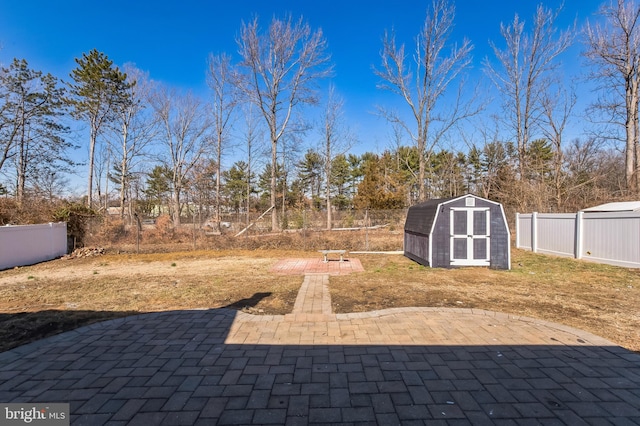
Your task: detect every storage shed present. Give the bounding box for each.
[404,194,510,269]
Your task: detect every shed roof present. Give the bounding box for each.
[404,197,455,234]
[582,201,640,212]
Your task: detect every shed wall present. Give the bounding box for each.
[431,204,451,268]
[434,197,509,269]
[489,204,511,269]
[404,231,430,266]
[404,195,510,269]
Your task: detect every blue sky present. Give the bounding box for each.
[0,0,606,191]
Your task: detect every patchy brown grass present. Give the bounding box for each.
[88,227,405,253]
[0,250,302,352]
[1,235,639,354]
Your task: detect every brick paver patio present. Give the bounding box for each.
[271,258,364,276]
[1,258,639,425]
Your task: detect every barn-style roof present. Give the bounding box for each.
[404,197,456,234]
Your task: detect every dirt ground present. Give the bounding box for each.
[1,242,638,354]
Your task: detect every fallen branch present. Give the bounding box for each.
[234,205,274,237]
[331,224,390,231]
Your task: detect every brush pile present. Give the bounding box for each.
[64,247,105,259]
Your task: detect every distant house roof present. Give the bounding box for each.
[582,201,640,212]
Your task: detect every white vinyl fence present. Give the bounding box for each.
[0,222,68,270]
[516,212,640,268]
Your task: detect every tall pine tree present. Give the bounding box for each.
[68,49,129,208]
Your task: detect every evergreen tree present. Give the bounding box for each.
[526,139,554,181]
[143,165,172,217]
[258,163,289,210]
[222,161,255,214]
[296,149,324,208]
[0,58,71,204]
[330,154,352,209]
[188,158,217,221]
[68,49,130,208]
[354,153,407,210]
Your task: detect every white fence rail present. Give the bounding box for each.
[516,212,640,268]
[0,222,67,270]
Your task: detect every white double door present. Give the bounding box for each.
[449,208,490,266]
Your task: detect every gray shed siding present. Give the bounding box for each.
[489,205,511,269]
[404,231,430,265]
[404,197,455,266]
[404,195,510,269]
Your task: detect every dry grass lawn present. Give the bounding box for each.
[0,247,638,353]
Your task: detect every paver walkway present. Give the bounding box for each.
[292,275,332,316]
[1,259,639,425]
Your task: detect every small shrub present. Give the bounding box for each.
[155,215,173,237]
[97,219,127,243]
[342,212,355,228]
[53,203,97,249]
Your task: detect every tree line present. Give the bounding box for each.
[0,0,638,231]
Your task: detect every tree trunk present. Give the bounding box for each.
[270,138,278,231]
[325,137,332,230]
[119,121,129,219]
[625,80,638,195]
[418,140,426,202]
[247,142,252,229]
[172,190,181,226]
[16,118,26,206]
[119,157,127,220]
[87,128,96,209]
[216,132,222,232]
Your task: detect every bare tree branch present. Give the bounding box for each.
[484,4,573,178]
[374,0,476,201]
[584,0,640,194]
[237,15,332,230]
[207,53,240,231]
[149,85,211,225]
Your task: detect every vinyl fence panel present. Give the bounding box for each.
[0,222,67,270]
[516,212,640,268]
[516,213,533,250]
[581,212,640,268]
[536,213,576,258]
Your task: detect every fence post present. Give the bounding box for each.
[575,211,583,260]
[531,212,538,253]
[515,213,521,248]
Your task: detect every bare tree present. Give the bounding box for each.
[564,138,625,207]
[240,103,264,226]
[584,0,640,195]
[94,142,112,212]
[320,85,355,229]
[541,84,577,210]
[31,168,69,202]
[150,85,210,226]
[485,4,573,179]
[207,53,240,231]
[375,0,477,202]
[108,64,158,220]
[279,119,307,225]
[237,15,332,231]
